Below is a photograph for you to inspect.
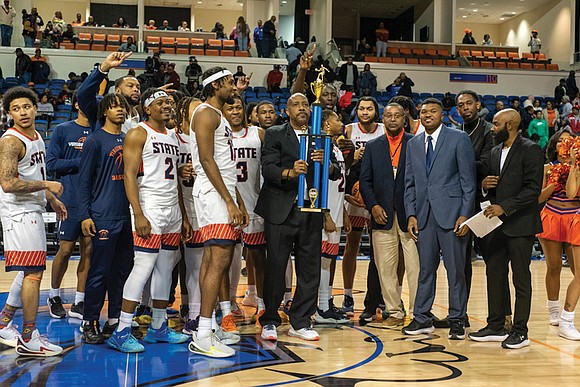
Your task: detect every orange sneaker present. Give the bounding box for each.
[221,314,239,334]
[255,310,265,328]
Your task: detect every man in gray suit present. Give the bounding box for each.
[403,98,476,340]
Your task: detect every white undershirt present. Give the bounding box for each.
[500,147,510,172]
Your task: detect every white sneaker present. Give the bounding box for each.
[288,326,319,341]
[261,324,277,341]
[188,331,235,358]
[0,322,20,347]
[214,327,240,345]
[559,321,580,341]
[16,330,63,357]
[549,304,560,326]
[242,291,258,307]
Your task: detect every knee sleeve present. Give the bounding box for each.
[123,251,158,302]
[6,271,24,308]
[151,249,180,301]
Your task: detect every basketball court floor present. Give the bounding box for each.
[0,258,579,386]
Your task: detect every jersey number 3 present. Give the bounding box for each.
[236,161,248,182]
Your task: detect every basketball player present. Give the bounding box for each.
[226,96,267,324]
[342,96,384,315]
[78,93,137,344]
[0,87,66,356]
[46,93,92,320]
[189,67,249,358]
[315,110,350,324]
[107,88,190,353]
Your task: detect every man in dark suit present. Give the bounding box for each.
[256,93,340,341]
[403,98,476,340]
[359,102,419,328]
[468,109,544,349]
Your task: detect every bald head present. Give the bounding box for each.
[287,93,310,127]
[496,108,521,131]
[288,92,308,105]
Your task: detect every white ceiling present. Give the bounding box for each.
[456,0,554,24]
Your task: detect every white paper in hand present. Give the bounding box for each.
[460,201,503,238]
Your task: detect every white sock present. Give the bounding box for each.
[220,301,231,316]
[151,307,166,330]
[49,287,60,299]
[561,309,575,322]
[247,285,256,295]
[198,316,212,336]
[344,289,353,297]
[189,302,201,320]
[75,291,85,304]
[118,311,134,331]
[108,318,119,325]
[257,297,265,312]
[284,292,292,303]
[211,311,218,330]
[319,257,332,312]
[548,300,560,309]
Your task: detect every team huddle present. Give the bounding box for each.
[2,50,580,359]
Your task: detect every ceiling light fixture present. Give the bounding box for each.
[473,9,478,12]
[462,15,467,18]
[500,17,505,20]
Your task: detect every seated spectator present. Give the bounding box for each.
[355,37,372,61]
[43,21,61,47]
[68,72,83,90]
[164,63,181,90]
[533,99,542,113]
[212,22,226,39]
[146,19,157,30]
[178,21,190,32]
[443,105,463,129]
[482,34,493,45]
[528,110,549,147]
[267,65,283,92]
[442,92,455,110]
[36,93,54,117]
[118,36,137,52]
[27,82,39,96]
[115,17,129,28]
[522,99,535,132]
[58,83,72,105]
[566,105,580,134]
[61,24,78,46]
[52,11,66,32]
[84,15,97,27]
[573,92,580,106]
[158,20,173,31]
[562,95,573,116]
[71,13,83,26]
[478,103,490,119]
[495,100,505,112]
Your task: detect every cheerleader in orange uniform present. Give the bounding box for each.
[537,128,577,326]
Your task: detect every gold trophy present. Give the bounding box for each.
[309,188,319,209]
[310,66,326,104]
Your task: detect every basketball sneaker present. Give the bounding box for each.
[241,290,257,307]
[182,318,199,335]
[82,320,104,344]
[558,320,580,341]
[107,327,144,353]
[143,321,189,344]
[468,326,509,342]
[402,319,435,335]
[341,295,354,317]
[16,330,63,357]
[220,314,239,334]
[103,321,143,339]
[314,308,350,324]
[189,331,235,358]
[288,326,319,341]
[214,326,240,345]
[230,301,243,317]
[0,321,20,347]
[501,332,530,349]
[261,324,277,341]
[69,302,84,320]
[47,296,66,319]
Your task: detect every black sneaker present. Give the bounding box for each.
[402,319,435,335]
[314,308,350,324]
[241,266,248,277]
[341,295,355,316]
[47,296,66,319]
[358,311,375,326]
[69,301,84,320]
[82,320,104,344]
[468,326,509,342]
[180,305,189,320]
[501,332,530,349]
[448,320,466,340]
[431,314,450,329]
[464,315,471,328]
[329,298,348,318]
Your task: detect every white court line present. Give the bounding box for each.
[135,352,139,386]
[124,353,129,387]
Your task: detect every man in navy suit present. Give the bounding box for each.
[359,102,419,328]
[403,98,476,340]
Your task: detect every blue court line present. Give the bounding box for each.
[255,326,383,387]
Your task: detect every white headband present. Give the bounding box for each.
[202,70,233,88]
[143,90,169,108]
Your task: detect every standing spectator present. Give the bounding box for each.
[253,20,265,58]
[555,78,567,106]
[71,13,83,26]
[118,36,136,52]
[0,0,16,46]
[233,65,246,85]
[338,56,358,91]
[262,15,277,57]
[482,34,493,45]
[375,22,389,57]
[146,19,156,30]
[211,22,226,39]
[15,47,31,84]
[164,63,180,90]
[542,100,559,138]
[462,28,476,44]
[397,72,414,98]
[355,37,372,61]
[561,95,573,117]
[178,21,190,32]
[30,49,50,85]
[83,15,97,27]
[235,16,250,51]
[266,65,283,92]
[521,100,535,133]
[52,11,66,33]
[286,43,301,67]
[22,12,35,47]
[528,110,549,148]
[358,63,377,96]
[30,7,43,32]
[528,29,541,54]
[566,71,578,100]
[185,56,202,92]
[307,36,322,60]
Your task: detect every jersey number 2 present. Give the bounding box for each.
[165,157,175,180]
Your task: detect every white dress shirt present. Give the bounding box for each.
[424,124,442,153]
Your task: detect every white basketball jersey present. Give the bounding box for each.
[0,129,46,216]
[232,126,261,216]
[176,131,196,219]
[136,122,179,209]
[347,122,384,149]
[328,144,345,228]
[190,103,237,197]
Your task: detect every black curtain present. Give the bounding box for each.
[294,0,310,46]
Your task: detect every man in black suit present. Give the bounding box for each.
[359,103,419,327]
[256,93,340,341]
[468,109,544,349]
